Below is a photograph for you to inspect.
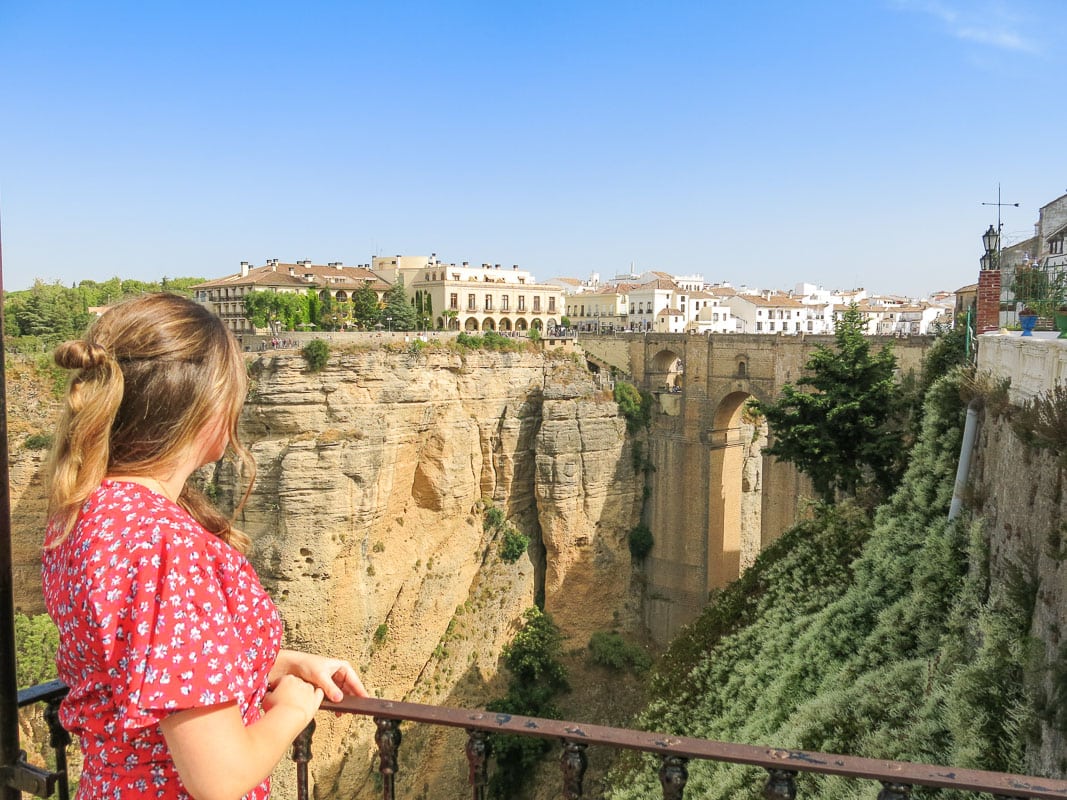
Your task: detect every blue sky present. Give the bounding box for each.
[1,1,1065,296]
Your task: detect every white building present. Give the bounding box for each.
[372,255,564,333]
[724,293,806,334]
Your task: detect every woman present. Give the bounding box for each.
[42,293,367,799]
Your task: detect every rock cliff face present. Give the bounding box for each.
[213,346,642,796]
[969,411,1067,778]
[7,345,643,797]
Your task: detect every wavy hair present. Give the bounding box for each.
[45,293,255,551]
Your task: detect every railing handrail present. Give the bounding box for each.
[324,695,1067,800]
[15,682,1067,800]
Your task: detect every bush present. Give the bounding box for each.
[24,432,53,450]
[629,524,654,560]
[486,608,568,798]
[373,623,388,646]
[614,382,651,432]
[500,527,530,563]
[15,613,59,688]
[301,338,330,372]
[588,631,652,673]
[484,504,506,532]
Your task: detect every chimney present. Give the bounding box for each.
[512,265,518,270]
[289,267,296,276]
[462,261,469,267]
[240,261,249,277]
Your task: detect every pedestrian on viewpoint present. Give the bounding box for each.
[42,293,368,799]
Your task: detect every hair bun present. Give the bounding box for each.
[54,340,112,371]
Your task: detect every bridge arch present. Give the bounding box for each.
[706,390,767,590]
[649,348,685,391]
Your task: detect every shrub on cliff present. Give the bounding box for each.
[628,524,653,560]
[588,631,652,674]
[486,608,569,798]
[301,338,330,372]
[500,527,530,563]
[614,381,651,432]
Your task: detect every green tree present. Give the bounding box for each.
[352,283,381,329]
[382,277,417,331]
[751,305,901,504]
[413,290,434,330]
[486,608,569,798]
[244,290,308,333]
[15,613,59,688]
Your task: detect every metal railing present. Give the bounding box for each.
[15,681,1067,800]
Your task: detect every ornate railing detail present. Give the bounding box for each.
[14,684,1067,800]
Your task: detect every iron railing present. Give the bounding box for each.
[14,681,1067,800]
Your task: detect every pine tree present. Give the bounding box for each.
[752,305,901,503]
[382,276,417,331]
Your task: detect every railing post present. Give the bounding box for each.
[44,700,71,800]
[464,729,491,800]
[374,717,402,800]
[878,781,912,800]
[659,754,688,800]
[292,720,315,800]
[560,739,587,799]
[763,768,796,800]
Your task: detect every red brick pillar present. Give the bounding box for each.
[976,269,1001,334]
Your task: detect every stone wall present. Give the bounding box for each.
[977,333,1067,403]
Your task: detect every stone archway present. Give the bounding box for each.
[706,391,767,591]
[482,318,497,331]
[650,348,684,391]
[464,317,480,331]
[499,318,513,331]
[515,318,528,331]
[531,318,543,331]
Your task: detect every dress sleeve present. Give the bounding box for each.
[98,517,260,731]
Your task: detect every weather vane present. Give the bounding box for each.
[982,183,1019,237]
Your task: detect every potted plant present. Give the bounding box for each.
[1019,306,1039,336]
[1055,304,1067,339]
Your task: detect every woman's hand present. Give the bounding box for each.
[262,674,325,724]
[270,649,369,702]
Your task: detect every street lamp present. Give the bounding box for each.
[981,224,1000,268]
[386,315,393,331]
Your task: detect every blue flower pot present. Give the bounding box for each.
[1020,314,1038,336]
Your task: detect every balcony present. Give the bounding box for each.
[12,680,1067,800]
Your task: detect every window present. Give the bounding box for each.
[533,296,541,312]
[450,293,458,310]
[485,294,493,311]
[502,295,509,310]
[468,294,476,310]
[1052,237,1064,255]
[548,297,556,312]
[518,295,526,311]
[756,322,763,331]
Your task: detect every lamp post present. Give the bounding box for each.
[386,315,393,332]
[981,224,1000,270]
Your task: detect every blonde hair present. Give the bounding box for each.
[46,293,255,552]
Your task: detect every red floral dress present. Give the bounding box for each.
[42,481,283,799]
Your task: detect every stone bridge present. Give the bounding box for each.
[578,332,931,642]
